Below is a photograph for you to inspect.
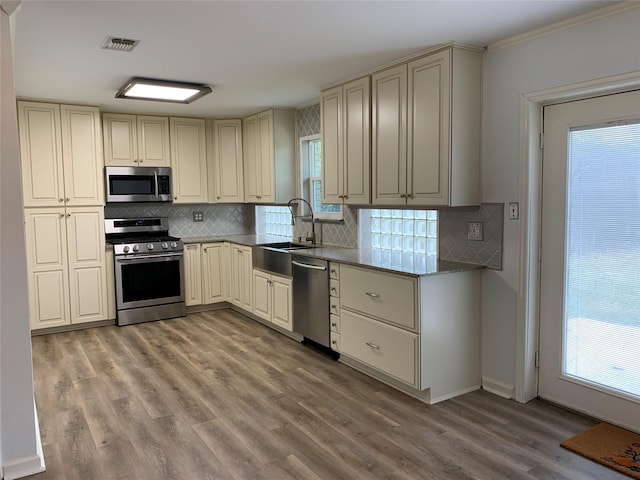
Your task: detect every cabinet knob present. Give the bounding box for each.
[58,198,64,203]
[330,287,337,293]
[65,197,70,202]
[59,213,64,218]
[332,340,337,345]
[174,196,178,200]
[139,159,143,163]
[331,322,337,327]
[217,196,221,199]
[66,213,71,217]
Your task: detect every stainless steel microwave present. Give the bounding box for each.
[105,166,173,203]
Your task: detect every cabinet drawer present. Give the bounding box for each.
[329,278,340,298]
[330,313,341,333]
[329,262,340,280]
[329,295,340,316]
[330,332,341,352]
[340,265,416,330]
[341,310,417,387]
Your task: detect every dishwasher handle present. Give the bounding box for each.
[292,260,327,271]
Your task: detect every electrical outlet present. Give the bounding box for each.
[192,211,204,222]
[509,202,519,220]
[467,222,484,241]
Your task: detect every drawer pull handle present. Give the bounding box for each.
[365,341,380,350]
[365,292,380,298]
[330,287,337,293]
[332,340,337,345]
[330,269,337,274]
[331,322,337,327]
[331,305,337,310]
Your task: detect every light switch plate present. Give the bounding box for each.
[193,211,204,222]
[467,222,484,241]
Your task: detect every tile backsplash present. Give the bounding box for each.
[104,203,255,238]
[438,203,504,269]
[292,206,358,247]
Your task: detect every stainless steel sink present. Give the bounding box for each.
[252,242,315,276]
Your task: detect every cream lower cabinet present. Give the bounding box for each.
[339,263,481,404]
[229,244,253,311]
[25,207,108,330]
[252,270,293,331]
[184,244,203,306]
[184,242,227,306]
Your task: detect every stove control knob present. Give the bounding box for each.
[147,243,154,251]
[123,246,130,253]
[162,242,169,249]
[170,242,178,248]
[132,245,139,252]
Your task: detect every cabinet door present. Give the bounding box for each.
[343,77,371,204]
[271,275,293,332]
[184,244,203,306]
[229,245,243,306]
[24,208,70,329]
[240,246,254,311]
[321,86,343,204]
[171,117,208,203]
[252,270,272,322]
[372,64,407,205]
[202,243,225,304]
[407,51,451,206]
[18,102,65,207]
[243,115,260,202]
[60,105,104,206]
[223,242,231,300]
[137,116,170,166]
[257,110,275,203]
[102,113,137,166]
[66,207,107,324]
[213,119,244,203]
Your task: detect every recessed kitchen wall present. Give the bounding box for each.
[104,203,255,238]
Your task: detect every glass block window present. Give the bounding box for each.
[255,205,292,238]
[369,209,438,255]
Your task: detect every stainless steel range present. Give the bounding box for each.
[105,217,185,326]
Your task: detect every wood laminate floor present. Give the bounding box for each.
[27,309,625,480]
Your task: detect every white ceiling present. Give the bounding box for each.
[13,0,616,118]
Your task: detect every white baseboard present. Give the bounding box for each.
[482,376,515,399]
[2,454,45,480]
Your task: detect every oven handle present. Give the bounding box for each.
[154,171,159,199]
[116,252,183,262]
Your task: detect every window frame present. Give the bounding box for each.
[299,134,343,221]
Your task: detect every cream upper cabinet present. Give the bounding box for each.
[184,243,203,306]
[18,101,104,207]
[202,243,226,304]
[25,207,107,330]
[212,119,244,203]
[372,45,482,207]
[243,109,295,204]
[321,76,371,205]
[103,113,170,167]
[170,117,207,203]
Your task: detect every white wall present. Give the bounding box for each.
[0,2,44,478]
[481,6,640,389]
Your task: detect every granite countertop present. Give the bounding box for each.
[180,235,483,277]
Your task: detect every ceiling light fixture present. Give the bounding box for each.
[115,77,212,104]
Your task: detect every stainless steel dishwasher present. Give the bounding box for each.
[291,254,330,349]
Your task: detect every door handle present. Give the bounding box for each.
[292,260,326,271]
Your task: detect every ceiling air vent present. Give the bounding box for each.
[101,36,140,52]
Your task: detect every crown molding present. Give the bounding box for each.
[488,1,640,52]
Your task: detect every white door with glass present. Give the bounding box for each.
[539,90,640,432]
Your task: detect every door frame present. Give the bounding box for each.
[515,71,640,403]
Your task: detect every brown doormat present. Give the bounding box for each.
[561,423,640,478]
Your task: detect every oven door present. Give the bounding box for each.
[114,252,184,310]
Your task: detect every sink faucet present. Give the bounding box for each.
[287,197,316,244]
